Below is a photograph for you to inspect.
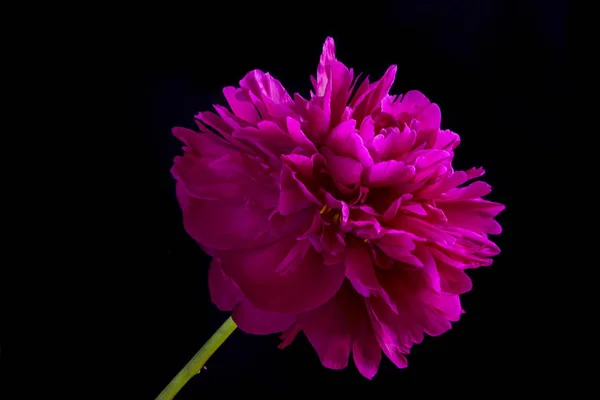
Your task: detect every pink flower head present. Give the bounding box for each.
[172,37,504,379]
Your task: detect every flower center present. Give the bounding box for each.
[319,205,341,223]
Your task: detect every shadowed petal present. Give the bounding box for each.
[233,299,295,335]
[180,198,307,250]
[298,282,382,378]
[208,258,244,311]
[218,236,346,314]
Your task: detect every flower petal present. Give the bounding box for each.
[438,200,504,235]
[352,312,382,379]
[172,152,279,204]
[365,161,415,188]
[208,258,244,311]
[297,282,356,370]
[322,147,363,186]
[345,243,397,313]
[181,198,311,250]
[325,119,374,167]
[277,162,318,216]
[172,127,233,157]
[222,86,261,125]
[218,236,345,313]
[344,244,379,297]
[233,299,295,334]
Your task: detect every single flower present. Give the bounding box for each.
[172,37,504,380]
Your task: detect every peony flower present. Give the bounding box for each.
[171,37,504,380]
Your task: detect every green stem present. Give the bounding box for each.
[155,316,237,400]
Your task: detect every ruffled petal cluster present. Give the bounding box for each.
[172,37,504,378]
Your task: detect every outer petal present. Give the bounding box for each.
[438,259,473,295]
[278,167,315,216]
[218,235,346,314]
[232,299,295,335]
[180,198,306,250]
[172,127,233,158]
[437,199,504,235]
[352,65,397,124]
[210,258,296,334]
[344,243,398,313]
[351,308,382,379]
[344,244,380,297]
[232,121,298,162]
[239,70,295,123]
[366,298,408,369]
[223,86,261,125]
[367,264,462,367]
[374,230,422,267]
[172,152,279,205]
[208,258,244,311]
[297,282,382,378]
[297,285,353,370]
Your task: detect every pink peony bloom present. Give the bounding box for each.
[172,37,504,379]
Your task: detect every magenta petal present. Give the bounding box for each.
[366,299,408,368]
[297,284,354,370]
[300,281,382,379]
[400,90,430,112]
[327,62,354,126]
[401,202,427,216]
[345,243,398,313]
[181,198,271,250]
[352,317,382,379]
[278,162,316,216]
[344,244,380,297]
[439,180,492,201]
[321,37,336,63]
[356,65,397,119]
[322,147,363,186]
[419,102,442,131]
[281,154,322,204]
[239,69,293,106]
[172,153,278,204]
[365,161,415,188]
[438,200,504,235]
[414,245,441,293]
[172,127,233,157]
[232,299,295,335]
[326,119,374,167]
[347,209,382,240]
[374,230,422,267]
[232,122,297,161]
[382,193,414,222]
[175,181,191,211]
[359,116,375,142]
[285,117,318,153]
[314,37,338,97]
[376,266,457,340]
[417,171,469,199]
[438,260,473,294]
[218,236,345,314]
[381,127,416,161]
[222,86,261,125]
[428,294,462,325]
[434,129,461,151]
[181,193,312,251]
[208,258,244,311]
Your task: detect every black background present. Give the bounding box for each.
[24,0,568,398]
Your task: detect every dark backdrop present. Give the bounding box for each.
[64,0,568,398]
